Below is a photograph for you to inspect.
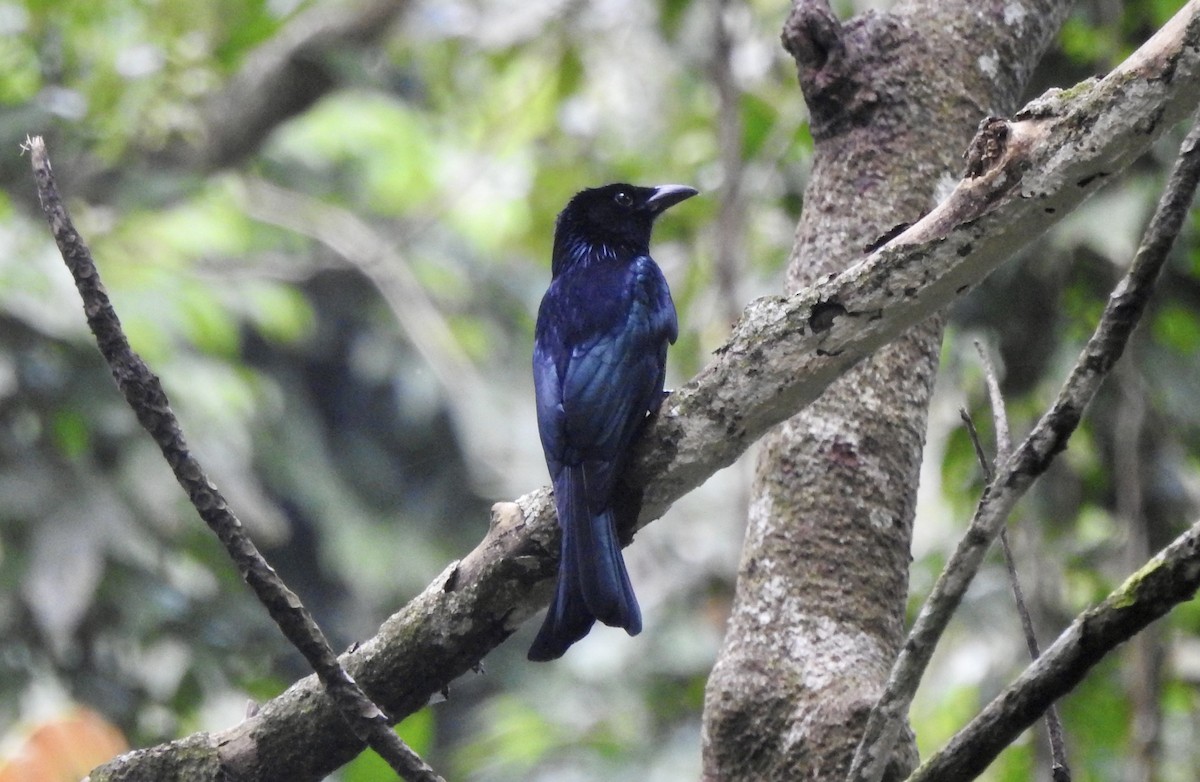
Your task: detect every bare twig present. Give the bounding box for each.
[902,113,1200,781]
[960,401,1071,781]
[957,408,1039,668]
[712,0,747,327]
[25,135,444,782]
[974,342,1011,461]
[959,408,991,477]
[996,525,1071,782]
[975,343,1071,780]
[908,515,1200,781]
[850,106,1200,782]
[1003,523,1072,782]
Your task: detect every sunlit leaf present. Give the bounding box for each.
[1152,301,1200,353]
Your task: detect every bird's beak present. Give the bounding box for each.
[645,184,699,214]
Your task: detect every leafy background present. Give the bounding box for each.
[0,0,1197,779]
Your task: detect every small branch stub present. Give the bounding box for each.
[964,117,1012,178]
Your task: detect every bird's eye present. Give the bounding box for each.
[614,191,633,207]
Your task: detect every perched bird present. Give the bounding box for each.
[527,182,697,661]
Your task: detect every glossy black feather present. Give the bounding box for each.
[528,183,696,661]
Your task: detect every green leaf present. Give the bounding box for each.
[0,31,41,104]
[51,408,91,460]
[1152,301,1200,353]
[740,92,776,159]
[179,282,241,357]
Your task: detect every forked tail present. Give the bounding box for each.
[527,465,641,661]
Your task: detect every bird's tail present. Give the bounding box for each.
[527,465,642,661]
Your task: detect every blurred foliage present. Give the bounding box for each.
[0,0,1197,780]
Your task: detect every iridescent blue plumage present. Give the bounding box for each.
[528,183,696,661]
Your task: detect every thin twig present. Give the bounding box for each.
[24,135,444,782]
[902,112,1200,781]
[712,0,746,327]
[848,109,1200,782]
[908,514,1200,780]
[1115,369,1163,782]
[960,403,1071,781]
[973,342,1011,462]
[975,343,1070,780]
[998,521,1072,782]
[959,408,991,479]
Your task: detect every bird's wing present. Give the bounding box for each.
[534,256,675,496]
[532,337,565,476]
[632,255,678,346]
[559,257,674,502]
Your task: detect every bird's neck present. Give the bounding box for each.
[551,235,646,278]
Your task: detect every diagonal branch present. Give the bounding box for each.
[976,343,1071,780]
[849,106,1200,782]
[903,105,1200,782]
[961,398,1070,779]
[23,135,445,782]
[189,0,410,171]
[909,514,1200,780]
[629,0,1200,526]
[70,3,1200,779]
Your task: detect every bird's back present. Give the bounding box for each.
[534,252,675,473]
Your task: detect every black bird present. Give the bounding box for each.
[527,182,697,661]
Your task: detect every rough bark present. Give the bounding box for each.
[702,2,1070,779]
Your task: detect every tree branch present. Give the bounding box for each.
[65,2,1200,777]
[633,0,1200,527]
[24,135,444,782]
[849,99,1200,782]
[909,514,1200,780]
[975,343,1071,780]
[974,342,1011,462]
[905,103,1200,782]
[188,0,410,171]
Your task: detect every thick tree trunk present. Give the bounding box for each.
[702,2,1070,779]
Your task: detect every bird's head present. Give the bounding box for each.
[552,183,697,275]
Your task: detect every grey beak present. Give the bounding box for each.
[645,184,699,214]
